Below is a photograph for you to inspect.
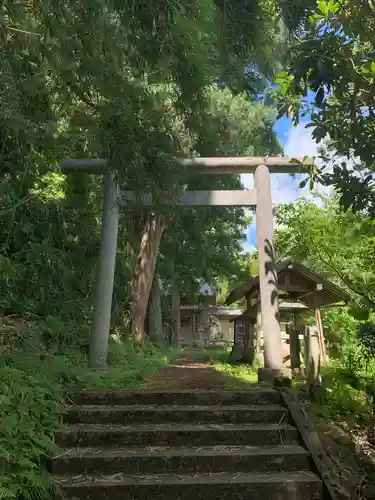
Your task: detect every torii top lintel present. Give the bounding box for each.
[60,156,312,175]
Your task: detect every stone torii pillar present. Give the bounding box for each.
[61,160,120,368]
[89,170,120,367]
[254,164,287,385]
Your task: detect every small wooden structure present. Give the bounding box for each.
[226,260,350,378]
[180,305,242,348]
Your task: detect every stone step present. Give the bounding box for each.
[66,404,290,425]
[56,423,299,448]
[54,471,322,500]
[52,444,311,475]
[69,388,283,407]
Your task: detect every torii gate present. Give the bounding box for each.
[61,156,309,384]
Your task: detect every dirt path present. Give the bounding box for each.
[137,350,250,391]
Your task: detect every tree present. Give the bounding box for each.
[272,0,375,217]
[127,83,282,344]
[147,273,164,343]
[275,192,375,361]
[159,86,282,304]
[130,214,166,344]
[0,0,298,353]
[275,194,375,307]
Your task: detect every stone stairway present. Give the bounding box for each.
[53,388,323,499]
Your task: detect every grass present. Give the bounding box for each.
[75,338,179,389]
[203,348,258,387]
[0,323,179,500]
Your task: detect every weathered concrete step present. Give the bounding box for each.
[54,471,322,500]
[56,423,299,447]
[70,388,283,406]
[52,444,311,475]
[66,404,290,425]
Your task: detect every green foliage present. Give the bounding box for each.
[317,360,371,424]
[275,195,375,307]
[298,356,375,496]
[322,307,360,358]
[81,339,177,389]
[358,323,375,361]
[276,0,317,34]
[212,360,258,386]
[0,32,283,324]
[272,0,375,216]
[0,2,295,498]
[0,325,177,499]
[275,193,375,374]
[0,364,61,500]
[159,86,281,297]
[205,348,258,386]
[296,355,375,457]
[204,348,232,363]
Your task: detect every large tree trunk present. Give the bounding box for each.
[147,272,164,343]
[130,213,165,345]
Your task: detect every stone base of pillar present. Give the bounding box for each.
[257,367,292,388]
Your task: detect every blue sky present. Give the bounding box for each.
[241,90,325,251]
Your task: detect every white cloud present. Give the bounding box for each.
[241,122,321,205]
[241,240,256,253]
[284,122,318,158]
[240,122,358,248]
[241,122,336,205]
[281,121,326,202]
[240,122,326,248]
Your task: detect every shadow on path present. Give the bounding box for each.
[136,350,255,391]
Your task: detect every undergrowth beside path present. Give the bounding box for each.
[204,349,258,386]
[295,362,375,499]
[0,321,179,500]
